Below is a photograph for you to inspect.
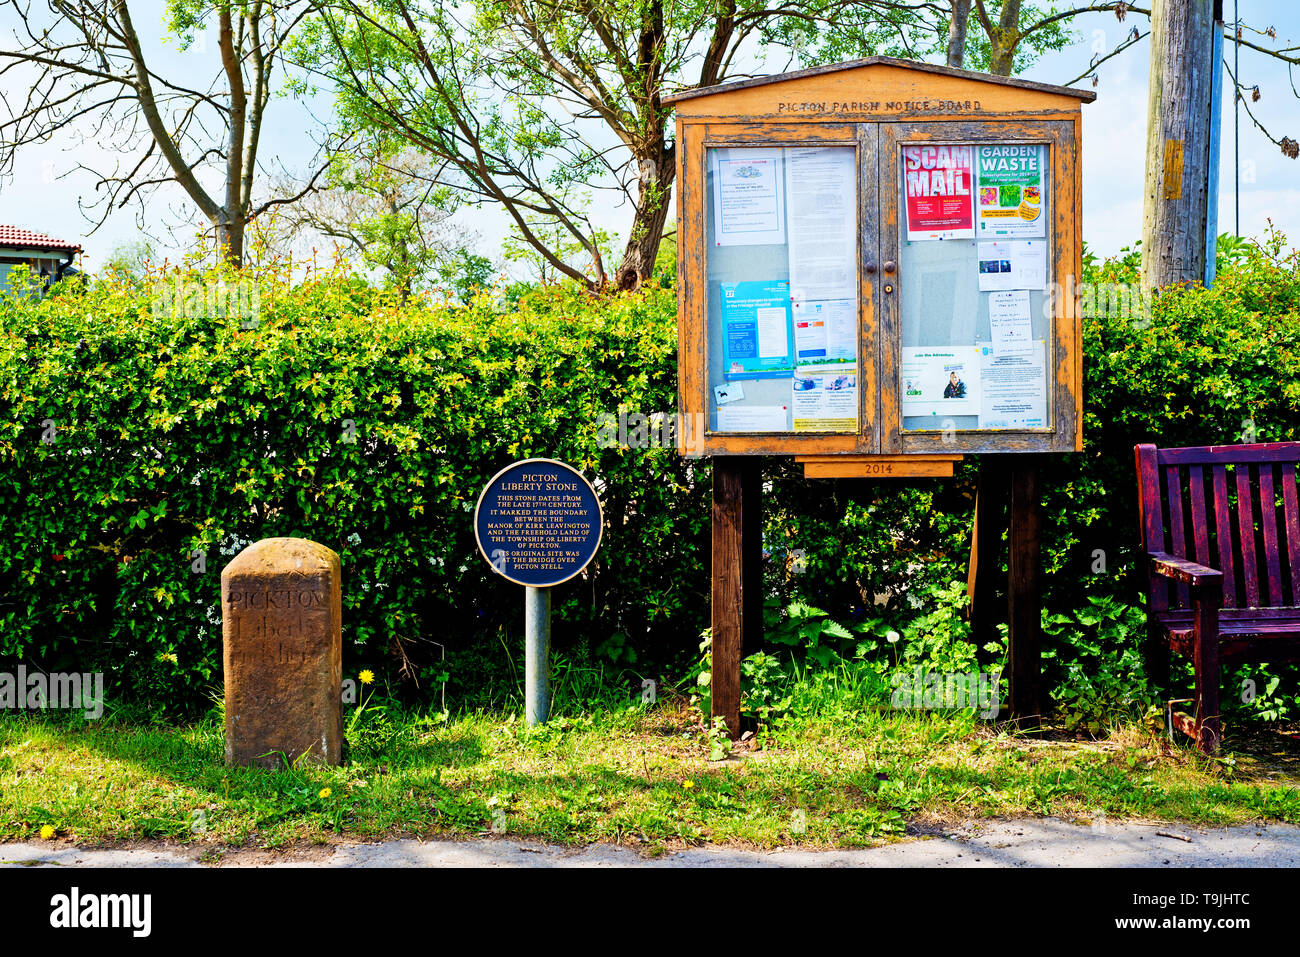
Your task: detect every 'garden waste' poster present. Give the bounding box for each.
[976,144,1046,238]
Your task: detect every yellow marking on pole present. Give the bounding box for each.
[1163,139,1185,200]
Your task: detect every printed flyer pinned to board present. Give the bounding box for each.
[791,368,858,432]
[978,340,1048,429]
[711,148,786,246]
[786,147,857,301]
[793,298,856,368]
[719,279,794,380]
[903,145,974,241]
[976,145,1046,238]
[900,347,981,417]
[977,240,1047,291]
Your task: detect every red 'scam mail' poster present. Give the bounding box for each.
[904,145,975,241]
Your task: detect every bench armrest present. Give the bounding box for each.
[1147,551,1224,589]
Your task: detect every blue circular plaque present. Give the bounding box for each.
[474,458,603,587]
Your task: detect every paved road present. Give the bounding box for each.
[4,818,1299,867]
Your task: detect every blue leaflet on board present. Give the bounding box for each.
[720,279,794,380]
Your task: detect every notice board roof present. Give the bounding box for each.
[662,56,1096,107]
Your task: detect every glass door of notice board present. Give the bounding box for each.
[878,120,1074,453]
[702,127,872,445]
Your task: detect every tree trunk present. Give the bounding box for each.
[947,0,972,68]
[216,217,245,265]
[615,146,675,290]
[218,7,247,266]
[987,0,1022,76]
[1141,0,1216,289]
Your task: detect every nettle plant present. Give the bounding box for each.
[1042,595,1154,735]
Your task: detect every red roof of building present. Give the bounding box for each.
[0,225,81,253]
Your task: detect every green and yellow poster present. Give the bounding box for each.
[975,145,1046,238]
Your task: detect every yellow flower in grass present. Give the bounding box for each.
[319,787,332,799]
[682,780,695,791]
[39,824,56,840]
[359,670,375,685]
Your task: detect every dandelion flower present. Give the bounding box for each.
[319,787,332,798]
[359,670,375,685]
[886,630,901,644]
[682,780,695,790]
[39,825,56,840]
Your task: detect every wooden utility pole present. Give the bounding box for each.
[1141,0,1219,288]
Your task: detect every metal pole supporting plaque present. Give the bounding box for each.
[474,458,602,728]
[524,586,551,725]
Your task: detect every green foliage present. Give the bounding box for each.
[1043,596,1153,734]
[346,674,395,757]
[764,456,976,631]
[704,716,731,761]
[1038,227,1300,711]
[742,584,994,727]
[0,259,706,714]
[688,630,713,720]
[1230,667,1291,723]
[758,0,1074,75]
[765,601,859,669]
[892,581,986,674]
[3,230,1298,729]
[438,247,496,304]
[100,240,158,284]
[740,651,792,723]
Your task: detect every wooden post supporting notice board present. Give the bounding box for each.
[967,457,1009,660]
[1007,460,1044,723]
[711,456,761,737]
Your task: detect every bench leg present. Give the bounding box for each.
[1191,593,1221,754]
[1146,620,1170,692]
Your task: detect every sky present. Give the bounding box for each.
[1026,1,1299,257]
[0,1,1296,272]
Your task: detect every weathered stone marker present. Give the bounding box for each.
[221,537,343,767]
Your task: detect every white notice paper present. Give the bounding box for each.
[793,310,827,360]
[755,306,790,359]
[900,347,981,418]
[977,340,1048,429]
[714,381,745,405]
[785,148,856,302]
[716,404,789,432]
[793,298,856,369]
[977,240,1047,291]
[712,149,785,246]
[987,290,1034,356]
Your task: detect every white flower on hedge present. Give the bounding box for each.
[886,630,901,644]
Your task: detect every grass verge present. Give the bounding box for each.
[3,695,1299,853]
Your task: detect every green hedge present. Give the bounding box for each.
[1027,232,1300,626]
[0,264,706,712]
[2,232,1298,720]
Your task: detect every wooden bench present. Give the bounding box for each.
[1135,442,1300,753]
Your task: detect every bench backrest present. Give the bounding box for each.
[1135,442,1300,613]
